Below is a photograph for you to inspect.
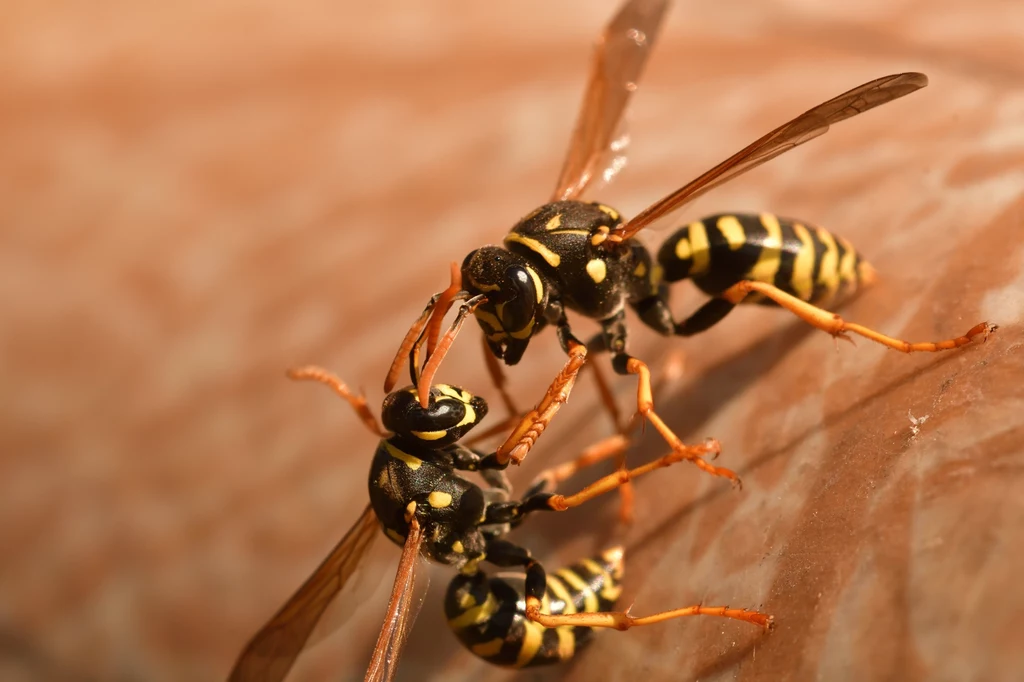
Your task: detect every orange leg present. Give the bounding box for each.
[416,296,486,407]
[624,357,737,487]
[525,596,772,631]
[722,280,997,352]
[496,342,588,466]
[287,366,384,437]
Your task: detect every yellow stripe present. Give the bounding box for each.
[447,592,498,629]
[790,223,815,301]
[683,221,710,275]
[473,308,503,334]
[515,620,545,667]
[555,627,575,661]
[596,204,620,220]
[428,491,452,508]
[815,228,840,301]
[716,215,746,250]
[555,568,598,613]
[838,236,858,285]
[504,233,561,267]
[524,266,544,303]
[411,429,445,440]
[383,441,422,470]
[749,213,783,284]
[585,259,607,284]
[472,638,505,657]
[545,575,576,615]
[545,214,562,231]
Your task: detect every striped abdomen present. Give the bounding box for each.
[657,213,876,307]
[444,548,624,668]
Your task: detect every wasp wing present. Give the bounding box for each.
[228,503,379,682]
[364,516,427,682]
[609,72,928,243]
[552,0,670,202]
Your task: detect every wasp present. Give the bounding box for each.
[227,302,771,682]
[386,0,996,505]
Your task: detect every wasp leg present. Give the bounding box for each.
[596,312,737,487]
[286,366,384,437]
[495,341,588,466]
[705,280,997,351]
[579,354,635,523]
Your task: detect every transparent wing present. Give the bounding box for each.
[228,504,379,682]
[609,72,928,243]
[552,0,670,201]
[364,517,427,682]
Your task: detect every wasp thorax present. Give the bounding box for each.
[382,385,488,447]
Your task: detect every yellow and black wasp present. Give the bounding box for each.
[388,0,996,504]
[227,299,771,682]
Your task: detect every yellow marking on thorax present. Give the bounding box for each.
[458,588,476,609]
[596,204,620,220]
[448,592,498,629]
[471,638,505,658]
[515,620,545,667]
[504,233,561,267]
[412,429,445,440]
[633,261,647,278]
[524,266,545,303]
[681,221,710,275]
[461,553,485,575]
[545,214,562,231]
[452,540,464,554]
[748,214,783,285]
[428,491,453,508]
[838,236,858,285]
[815,227,840,301]
[384,441,422,470]
[585,259,607,284]
[716,215,747,250]
[545,575,577,614]
[555,568,598,613]
[790,223,816,301]
[405,501,417,514]
[591,226,610,246]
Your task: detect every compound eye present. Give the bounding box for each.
[498,266,537,334]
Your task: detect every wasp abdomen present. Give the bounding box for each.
[658,213,876,306]
[444,547,624,668]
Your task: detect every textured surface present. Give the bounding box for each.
[2,1,1023,682]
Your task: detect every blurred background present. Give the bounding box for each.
[2,0,1023,681]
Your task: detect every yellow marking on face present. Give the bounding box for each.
[585,258,607,284]
[545,214,562,231]
[467,274,501,293]
[428,491,453,508]
[515,620,545,667]
[685,221,710,275]
[448,592,498,629]
[452,540,464,554]
[555,568,598,613]
[508,316,536,340]
[474,308,504,334]
[385,528,405,544]
[524,266,544,303]
[749,213,783,283]
[633,261,647,278]
[596,204,620,220]
[838,236,858,284]
[545,575,577,615]
[411,429,446,440]
[815,228,840,301]
[555,627,576,661]
[384,441,422,470]
[790,223,816,301]
[716,215,747,250]
[504,233,561,267]
[472,638,505,658]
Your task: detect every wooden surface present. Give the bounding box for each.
[2,1,1023,681]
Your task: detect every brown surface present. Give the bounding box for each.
[2,1,1023,682]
